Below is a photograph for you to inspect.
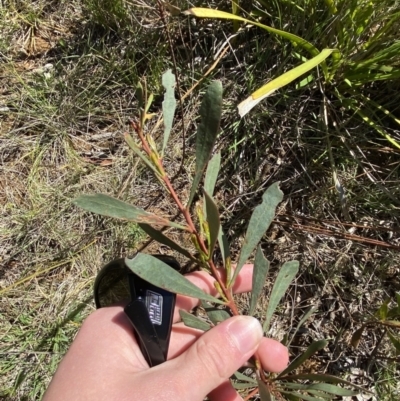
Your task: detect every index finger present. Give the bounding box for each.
[173,264,254,322]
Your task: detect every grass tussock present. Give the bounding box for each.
[1,0,400,399]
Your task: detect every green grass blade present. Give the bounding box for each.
[184,8,319,57]
[230,182,283,286]
[139,224,196,261]
[277,340,328,378]
[238,49,334,117]
[249,245,270,316]
[161,69,176,155]
[263,260,299,332]
[73,194,187,229]
[125,253,224,303]
[204,191,220,258]
[204,151,221,197]
[179,310,211,331]
[187,81,222,208]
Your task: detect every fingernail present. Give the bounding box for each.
[227,316,263,354]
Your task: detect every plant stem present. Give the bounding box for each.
[135,123,263,378]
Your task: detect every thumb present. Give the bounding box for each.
[170,316,263,399]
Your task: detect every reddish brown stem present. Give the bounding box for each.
[134,123,264,380]
[243,387,259,401]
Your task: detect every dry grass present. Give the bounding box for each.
[1,0,400,400]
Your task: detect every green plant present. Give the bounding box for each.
[73,71,366,400]
[184,0,400,149]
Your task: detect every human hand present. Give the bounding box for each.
[43,264,289,401]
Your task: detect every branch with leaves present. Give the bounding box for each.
[74,71,366,400]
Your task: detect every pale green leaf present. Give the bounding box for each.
[230,182,283,286]
[179,310,211,331]
[218,226,230,267]
[161,69,176,154]
[204,151,221,197]
[73,194,186,229]
[136,81,144,108]
[204,191,220,258]
[233,371,257,384]
[125,253,224,303]
[232,382,258,390]
[305,383,358,397]
[124,133,159,175]
[139,224,196,262]
[277,340,328,378]
[276,373,370,393]
[238,49,334,117]
[263,260,299,332]
[249,245,270,316]
[187,81,223,208]
[202,301,231,324]
[257,378,274,401]
[280,391,325,401]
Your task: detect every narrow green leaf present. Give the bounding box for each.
[187,81,223,208]
[125,253,224,304]
[73,194,186,229]
[145,92,154,114]
[233,371,257,384]
[231,182,283,286]
[280,391,325,401]
[277,340,328,378]
[232,382,258,390]
[179,310,211,331]
[306,390,334,399]
[249,246,270,316]
[305,383,358,397]
[263,261,299,332]
[124,133,159,175]
[139,224,196,262]
[202,301,231,324]
[204,151,221,197]
[238,49,334,117]
[280,383,333,397]
[218,226,230,267]
[276,373,370,393]
[204,191,220,258]
[257,378,274,401]
[161,69,176,155]
[288,307,317,346]
[136,81,144,108]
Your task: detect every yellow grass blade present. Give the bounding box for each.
[238,49,334,117]
[184,8,319,56]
